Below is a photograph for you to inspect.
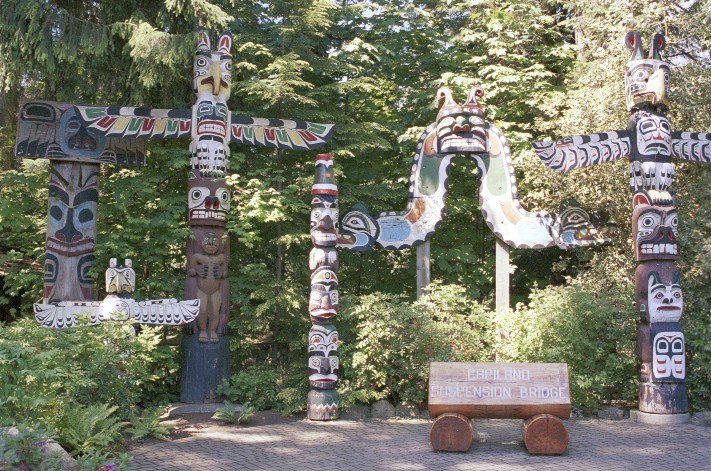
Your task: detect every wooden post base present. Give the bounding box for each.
[429,413,473,452]
[521,413,568,455]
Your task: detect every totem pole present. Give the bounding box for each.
[16,101,147,303]
[307,154,340,420]
[16,28,335,403]
[532,31,710,418]
[180,29,234,402]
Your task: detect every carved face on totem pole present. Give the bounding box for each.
[556,199,616,246]
[635,262,682,323]
[435,87,487,154]
[105,258,135,295]
[632,205,678,260]
[625,32,670,111]
[308,324,339,389]
[190,30,232,176]
[309,267,338,324]
[337,203,378,252]
[44,164,99,302]
[638,323,685,382]
[310,195,339,247]
[188,173,230,226]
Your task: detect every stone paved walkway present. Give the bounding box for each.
[129,417,711,470]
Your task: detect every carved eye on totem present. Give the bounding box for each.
[654,291,665,300]
[439,117,455,128]
[632,68,650,82]
[639,213,660,230]
[191,188,204,202]
[671,338,683,353]
[196,57,208,68]
[308,357,322,369]
[330,357,339,369]
[216,188,230,206]
[342,215,367,230]
[656,338,669,353]
[312,210,321,220]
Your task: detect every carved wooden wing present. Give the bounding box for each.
[132,299,200,325]
[33,301,102,328]
[532,131,631,171]
[229,114,335,150]
[16,100,148,165]
[671,132,711,163]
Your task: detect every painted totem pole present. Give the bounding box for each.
[16,28,335,403]
[532,32,711,416]
[307,154,340,420]
[180,29,234,403]
[16,101,147,303]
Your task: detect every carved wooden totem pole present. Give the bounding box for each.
[533,31,710,417]
[179,30,234,403]
[16,101,147,303]
[307,154,340,420]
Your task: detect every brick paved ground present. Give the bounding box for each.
[129,417,711,470]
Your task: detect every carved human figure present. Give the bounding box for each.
[310,194,339,247]
[44,162,99,302]
[187,230,228,342]
[309,267,338,324]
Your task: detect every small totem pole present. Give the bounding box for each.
[533,31,711,417]
[307,154,340,420]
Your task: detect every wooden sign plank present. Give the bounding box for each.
[428,362,571,419]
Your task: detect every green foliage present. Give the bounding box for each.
[237,403,256,424]
[497,279,638,411]
[217,367,278,411]
[0,318,173,428]
[125,407,172,441]
[211,401,240,424]
[274,388,306,416]
[56,404,123,456]
[73,451,130,471]
[0,425,64,471]
[339,283,496,405]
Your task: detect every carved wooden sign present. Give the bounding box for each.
[428,362,571,419]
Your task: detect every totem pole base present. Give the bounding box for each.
[638,383,688,414]
[180,333,231,403]
[630,410,689,425]
[307,389,339,421]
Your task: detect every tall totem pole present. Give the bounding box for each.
[180,29,234,402]
[533,31,710,419]
[307,154,340,420]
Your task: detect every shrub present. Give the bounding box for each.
[339,283,496,406]
[56,404,124,456]
[217,366,278,410]
[0,318,174,428]
[497,279,638,411]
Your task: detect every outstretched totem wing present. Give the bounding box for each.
[532,131,631,171]
[671,132,711,163]
[131,298,200,325]
[33,301,102,328]
[230,114,335,150]
[15,100,149,165]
